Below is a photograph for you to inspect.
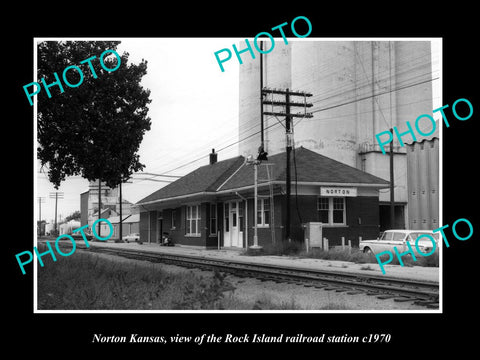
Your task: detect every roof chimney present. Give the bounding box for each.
[209,148,217,165]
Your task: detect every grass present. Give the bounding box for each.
[241,241,439,268]
[37,249,357,310]
[37,241,438,310]
[37,251,237,310]
[37,249,314,310]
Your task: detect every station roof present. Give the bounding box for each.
[217,147,389,192]
[137,156,245,205]
[136,147,389,206]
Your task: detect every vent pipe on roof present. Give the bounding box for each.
[209,148,217,165]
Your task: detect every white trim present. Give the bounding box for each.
[137,181,388,207]
[215,181,389,195]
[137,192,211,206]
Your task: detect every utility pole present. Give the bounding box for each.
[262,88,313,242]
[285,89,292,242]
[389,129,395,228]
[49,191,64,236]
[259,41,264,148]
[98,179,102,238]
[119,181,122,242]
[253,162,259,248]
[37,197,45,236]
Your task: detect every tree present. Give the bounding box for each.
[37,41,151,189]
[65,210,81,222]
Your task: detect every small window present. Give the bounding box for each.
[332,198,345,224]
[317,197,329,223]
[171,209,177,229]
[263,198,270,226]
[186,204,200,236]
[257,198,270,227]
[317,197,345,225]
[210,204,217,235]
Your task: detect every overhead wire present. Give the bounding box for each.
[38,42,440,191]
[149,74,439,180]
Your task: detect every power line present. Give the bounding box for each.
[143,75,439,179]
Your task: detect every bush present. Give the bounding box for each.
[298,247,377,264]
[172,270,236,310]
[242,240,438,268]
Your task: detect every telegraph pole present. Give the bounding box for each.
[98,179,102,238]
[285,89,292,242]
[119,181,122,242]
[37,197,45,236]
[262,88,313,242]
[49,191,64,236]
[389,129,395,228]
[259,41,264,148]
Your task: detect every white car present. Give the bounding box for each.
[122,233,140,243]
[359,229,440,256]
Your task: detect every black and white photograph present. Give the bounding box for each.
[34,37,442,312]
[7,6,478,354]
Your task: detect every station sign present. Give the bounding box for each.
[320,187,357,197]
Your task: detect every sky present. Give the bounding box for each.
[36,38,240,223]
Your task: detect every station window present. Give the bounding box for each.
[171,209,177,229]
[332,197,345,224]
[239,205,245,232]
[186,204,201,236]
[318,197,329,223]
[257,198,270,227]
[210,203,217,235]
[317,197,346,225]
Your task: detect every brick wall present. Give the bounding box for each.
[254,195,381,248]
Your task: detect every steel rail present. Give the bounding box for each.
[73,245,439,308]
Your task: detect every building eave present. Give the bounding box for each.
[216,180,390,194]
[136,191,215,207]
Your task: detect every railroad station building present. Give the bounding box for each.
[136,147,389,249]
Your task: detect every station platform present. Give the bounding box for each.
[86,240,440,284]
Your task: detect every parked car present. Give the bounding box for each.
[122,233,140,243]
[71,232,93,241]
[359,229,440,256]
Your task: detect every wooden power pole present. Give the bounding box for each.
[262,88,313,242]
[49,191,64,236]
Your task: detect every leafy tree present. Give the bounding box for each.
[37,41,151,189]
[65,210,81,222]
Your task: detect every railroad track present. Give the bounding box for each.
[73,244,439,309]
